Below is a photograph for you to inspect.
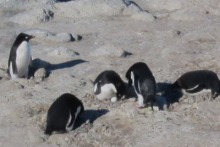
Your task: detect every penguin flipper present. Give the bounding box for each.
[44,127,53,135]
[185,84,204,94]
[11,58,18,74]
[94,82,102,95]
[8,47,18,75]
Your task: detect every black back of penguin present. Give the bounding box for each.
[172,70,219,89]
[8,33,34,75]
[94,70,126,99]
[172,70,220,98]
[126,62,156,107]
[45,93,84,135]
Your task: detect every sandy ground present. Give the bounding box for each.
[0,0,220,146]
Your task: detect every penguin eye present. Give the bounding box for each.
[25,36,28,39]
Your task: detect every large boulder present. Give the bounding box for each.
[9,8,53,25]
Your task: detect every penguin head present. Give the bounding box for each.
[17,33,35,42]
[116,82,127,99]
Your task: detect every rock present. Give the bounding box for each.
[89,44,129,57]
[47,46,79,59]
[34,68,47,82]
[54,0,125,18]
[54,0,147,18]
[131,12,155,22]
[29,58,50,78]
[9,8,53,25]
[23,29,77,43]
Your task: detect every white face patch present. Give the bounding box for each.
[96,83,117,101]
[25,36,28,39]
[66,106,81,131]
[94,83,98,93]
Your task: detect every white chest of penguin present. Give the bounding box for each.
[16,41,31,69]
[96,83,117,101]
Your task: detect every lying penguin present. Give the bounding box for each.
[172,70,220,98]
[126,62,156,110]
[45,93,84,135]
[93,70,126,102]
[8,33,35,79]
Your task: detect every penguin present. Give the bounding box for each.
[45,93,84,135]
[126,62,156,110]
[8,33,35,79]
[93,70,126,102]
[172,70,220,98]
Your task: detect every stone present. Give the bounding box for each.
[34,68,47,82]
[23,28,77,43]
[47,46,79,59]
[9,8,53,25]
[89,44,129,57]
[54,0,125,18]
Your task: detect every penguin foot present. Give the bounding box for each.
[135,103,144,109]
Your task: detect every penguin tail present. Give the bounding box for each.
[44,127,52,135]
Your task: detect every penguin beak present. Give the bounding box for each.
[30,35,35,39]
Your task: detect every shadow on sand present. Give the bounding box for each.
[74,109,109,129]
[124,81,184,110]
[29,58,88,78]
[157,82,183,108]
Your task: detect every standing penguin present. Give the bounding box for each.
[93,70,126,102]
[8,33,35,79]
[45,93,84,135]
[126,62,156,110]
[172,70,220,98]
